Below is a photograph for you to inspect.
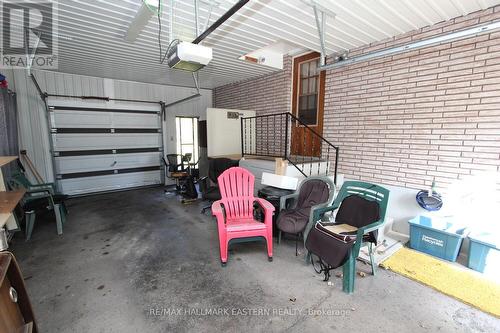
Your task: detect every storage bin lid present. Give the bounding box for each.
[468,231,500,250]
[408,215,467,238]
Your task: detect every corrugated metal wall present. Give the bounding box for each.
[11,69,212,183]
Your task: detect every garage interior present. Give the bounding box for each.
[0,0,499,332]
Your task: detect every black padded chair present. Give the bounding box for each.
[165,154,188,172]
[276,177,335,255]
[199,157,239,214]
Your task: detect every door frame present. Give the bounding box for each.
[290,51,326,156]
[175,116,200,165]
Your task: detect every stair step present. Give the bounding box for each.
[288,156,326,164]
[242,155,278,161]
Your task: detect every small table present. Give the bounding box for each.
[0,190,26,213]
[0,157,21,230]
[258,186,294,237]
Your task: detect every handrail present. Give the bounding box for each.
[240,112,289,119]
[286,112,339,151]
[242,112,339,151]
[286,158,308,177]
[240,112,339,184]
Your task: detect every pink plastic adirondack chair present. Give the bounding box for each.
[212,167,275,265]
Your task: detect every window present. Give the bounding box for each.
[297,58,320,125]
[175,117,199,164]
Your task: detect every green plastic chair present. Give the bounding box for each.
[9,172,57,195]
[311,181,390,294]
[8,171,68,240]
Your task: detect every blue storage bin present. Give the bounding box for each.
[408,215,467,262]
[468,232,500,273]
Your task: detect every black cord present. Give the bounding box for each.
[160,39,180,64]
[157,0,180,64]
[158,0,163,63]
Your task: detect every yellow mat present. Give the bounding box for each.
[381,247,500,318]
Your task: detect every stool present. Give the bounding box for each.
[165,171,189,195]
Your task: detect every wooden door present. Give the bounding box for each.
[291,52,325,157]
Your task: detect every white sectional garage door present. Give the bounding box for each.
[49,106,163,195]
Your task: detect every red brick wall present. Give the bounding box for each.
[214,7,500,190]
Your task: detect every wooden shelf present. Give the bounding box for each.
[0,252,38,332]
[0,156,17,168]
[0,253,12,285]
[0,190,25,214]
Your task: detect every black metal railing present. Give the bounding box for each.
[240,112,339,184]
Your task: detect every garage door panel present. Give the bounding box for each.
[51,111,113,128]
[52,133,161,151]
[59,171,161,195]
[55,152,161,174]
[113,113,159,128]
[48,105,163,195]
[52,110,159,128]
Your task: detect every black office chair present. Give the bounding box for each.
[180,153,201,200]
[181,153,199,177]
[163,154,189,194]
[199,158,239,214]
[165,154,187,171]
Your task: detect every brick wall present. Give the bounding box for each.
[214,6,500,191]
[214,56,292,115]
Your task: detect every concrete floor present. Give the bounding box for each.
[9,188,499,333]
